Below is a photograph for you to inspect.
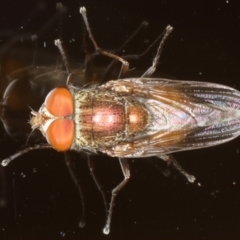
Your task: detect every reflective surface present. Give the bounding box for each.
[1,0,240,239]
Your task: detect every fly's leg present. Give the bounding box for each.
[141,25,173,77]
[87,155,109,224]
[101,21,148,82]
[87,156,130,235]
[64,152,86,228]
[103,158,130,235]
[80,6,129,79]
[82,20,148,83]
[120,25,173,62]
[158,154,196,183]
[1,145,52,167]
[103,22,174,81]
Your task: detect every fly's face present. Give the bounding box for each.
[30,87,74,151]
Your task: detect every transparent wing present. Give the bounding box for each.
[102,78,240,157]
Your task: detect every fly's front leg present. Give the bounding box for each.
[1,145,53,167]
[103,158,130,235]
[158,154,196,183]
[80,7,129,79]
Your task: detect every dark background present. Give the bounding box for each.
[1,0,240,239]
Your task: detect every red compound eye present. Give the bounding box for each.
[45,87,73,117]
[46,119,74,151]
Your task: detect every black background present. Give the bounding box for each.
[1,0,240,239]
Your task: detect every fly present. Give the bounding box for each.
[1,6,240,235]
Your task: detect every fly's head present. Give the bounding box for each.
[30,87,74,152]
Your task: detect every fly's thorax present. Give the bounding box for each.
[72,89,150,149]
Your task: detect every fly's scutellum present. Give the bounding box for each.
[2,6,240,234]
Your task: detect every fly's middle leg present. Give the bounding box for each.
[87,155,109,225]
[80,6,129,79]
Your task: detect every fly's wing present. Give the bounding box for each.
[101,78,240,157]
[163,79,240,153]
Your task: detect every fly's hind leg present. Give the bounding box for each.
[87,156,130,234]
[141,25,173,77]
[103,23,174,81]
[104,158,130,235]
[80,7,129,79]
[158,154,196,183]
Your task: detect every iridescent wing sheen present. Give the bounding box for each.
[102,78,240,157]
